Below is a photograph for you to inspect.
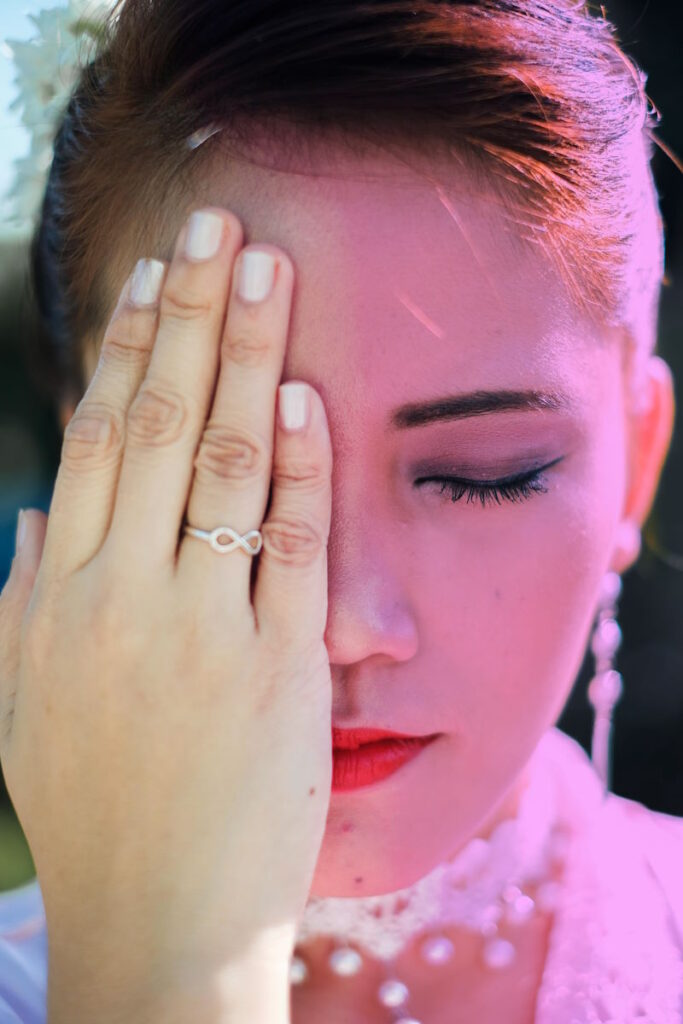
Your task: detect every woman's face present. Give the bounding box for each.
[90,140,656,899]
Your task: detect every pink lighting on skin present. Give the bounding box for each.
[125,135,673,1015]
[202,140,635,903]
[394,288,445,340]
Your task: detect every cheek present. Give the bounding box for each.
[416,429,626,747]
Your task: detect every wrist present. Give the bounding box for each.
[48,926,294,1024]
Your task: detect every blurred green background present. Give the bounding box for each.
[0,0,681,892]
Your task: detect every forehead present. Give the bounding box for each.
[207,139,612,428]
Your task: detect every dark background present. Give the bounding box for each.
[0,0,681,890]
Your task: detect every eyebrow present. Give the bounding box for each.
[389,388,572,429]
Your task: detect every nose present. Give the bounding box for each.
[323,508,419,667]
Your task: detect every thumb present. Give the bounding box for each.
[0,510,48,738]
[4,508,48,603]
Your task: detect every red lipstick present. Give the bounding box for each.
[332,727,423,749]
[331,728,439,790]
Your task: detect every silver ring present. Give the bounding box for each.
[183,523,263,556]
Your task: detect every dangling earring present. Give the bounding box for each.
[587,520,641,794]
[587,570,623,794]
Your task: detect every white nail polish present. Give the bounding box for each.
[237,250,276,302]
[184,210,224,261]
[279,383,309,431]
[130,258,165,306]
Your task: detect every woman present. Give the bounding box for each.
[0,0,681,1021]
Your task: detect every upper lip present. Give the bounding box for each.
[331,727,436,750]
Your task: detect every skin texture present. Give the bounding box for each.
[60,138,675,1019]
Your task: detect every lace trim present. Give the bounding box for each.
[533,733,683,1023]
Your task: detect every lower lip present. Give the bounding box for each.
[331,736,437,791]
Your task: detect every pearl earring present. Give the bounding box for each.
[587,570,623,793]
[587,521,641,794]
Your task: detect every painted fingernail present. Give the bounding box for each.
[237,250,276,303]
[278,382,309,432]
[184,209,224,261]
[130,258,165,307]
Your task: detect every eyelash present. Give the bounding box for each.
[415,467,551,508]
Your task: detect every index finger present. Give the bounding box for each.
[37,258,166,582]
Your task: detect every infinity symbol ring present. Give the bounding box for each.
[183,523,264,556]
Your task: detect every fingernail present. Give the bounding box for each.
[278,382,309,431]
[130,258,165,307]
[15,509,27,555]
[184,209,224,261]
[237,250,276,303]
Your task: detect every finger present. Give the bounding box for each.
[0,510,48,749]
[176,244,293,609]
[253,384,333,649]
[105,207,244,572]
[37,263,166,580]
[1,509,48,616]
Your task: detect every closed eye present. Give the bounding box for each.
[414,457,564,508]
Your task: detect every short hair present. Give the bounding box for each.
[28,0,666,413]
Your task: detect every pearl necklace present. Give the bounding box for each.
[289,747,569,1023]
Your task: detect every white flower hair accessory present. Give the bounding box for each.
[2,0,118,230]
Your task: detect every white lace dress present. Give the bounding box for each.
[0,728,681,1023]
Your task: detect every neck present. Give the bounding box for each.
[293,762,535,981]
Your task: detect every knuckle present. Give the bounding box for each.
[127,385,190,447]
[221,328,271,368]
[194,424,268,484]
[62,404,122,464]
[261,516,324,567]
[100,329,151,371]
[161,282,214,326]
[273,454,328,494]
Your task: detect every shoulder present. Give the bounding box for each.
[0,878,47,1023]
[610,791,683,864]
[608,793,683,944]
[541,729,683,937]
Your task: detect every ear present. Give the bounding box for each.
[609,355,676,575]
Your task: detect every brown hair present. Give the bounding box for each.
[27,0,667,413]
